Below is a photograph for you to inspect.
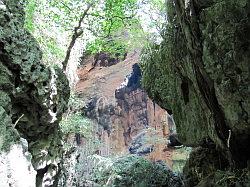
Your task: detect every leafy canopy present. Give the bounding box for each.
[24,0,141,65]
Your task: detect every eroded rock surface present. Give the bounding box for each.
[114,64,174,165]
[0,139,36,187]
[76,55,174,167]
[140,0,250,186]
[0,1,69,186]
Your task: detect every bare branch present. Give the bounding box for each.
[62,3,93,71]
[87,13,134,20]
[14,114,24,127]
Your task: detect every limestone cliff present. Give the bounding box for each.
[114,64,173,166]
[0,1,69,186]
[140,0,250,186]
[75,52,174,166]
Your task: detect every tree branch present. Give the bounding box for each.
[62,3,93,71]
[87,13,134,20]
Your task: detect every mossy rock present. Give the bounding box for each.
[197,169,250,187]
[183,147,229,186]
[140,0,250,172]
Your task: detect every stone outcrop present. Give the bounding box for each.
[0,1,69,186]
[92,51,127,68]
[140,0,250,186]
[114,64,174,166]
[76,52,174,167]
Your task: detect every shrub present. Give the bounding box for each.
[91,155,183,187]
[60,112,92,138]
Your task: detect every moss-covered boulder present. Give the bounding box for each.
[140,0,250,185]
[0,0,70,186]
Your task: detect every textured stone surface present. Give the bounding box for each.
[0,142,36,187]
[77,61,174,166]
[140,0,250,185]
[114,64,174,166]
[0,0,69,186]
[76,52,174,167]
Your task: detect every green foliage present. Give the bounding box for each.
[24,0,36,32]
[136,0,167,43]
[60,93,91,137]
[24,0,66,65]
[23,0,143,65]
[213,169,250,187]
[91,155,181,187]
[197,169,250,187]
[172,147,192,173]
[23,0,167,66]
[84,0,141,55]
[60,112,92,137]
[85,38,127,58]
[47,0,94,30]
[102,0,137,34]
[85,18,148,56]
[67,93,84,112]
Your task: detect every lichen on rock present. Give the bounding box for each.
[140,0,250,186]
[0,0,70,186]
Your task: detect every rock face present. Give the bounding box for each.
[141,0,250,186]
[114,64,173,166]
[92,51,127,68]
[76,52,174,166]
[0,1,69,186]
[0,139,36,187]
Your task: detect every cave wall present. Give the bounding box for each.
[0,0,70,186]
[140,0,249,186]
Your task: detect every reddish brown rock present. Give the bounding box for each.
[75,51,173,168]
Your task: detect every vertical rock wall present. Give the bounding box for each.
[78,62,174,167]
[140,0,250,186]
[114,64,173,166]
[0,1,70,186]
